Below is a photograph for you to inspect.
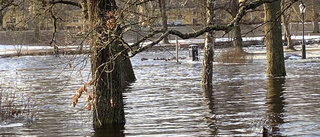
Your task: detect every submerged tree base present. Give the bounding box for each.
[93,124,125,136]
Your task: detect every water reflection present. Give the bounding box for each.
[93,125,125,137]
[202,86,218,135]
[265,77,286,137]
[1,53,320,136]
[204,63,267,136]
[0,56,93,136]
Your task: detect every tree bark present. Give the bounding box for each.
[283,20,293,50]
[264,1,286,77]
[34,18,40,41]
[231,0,243,51]
[0,11,3,30]
[119,46,136,85]
[312,0,319,33]
[33,7,40,41]
[30,1,40,41]
[232,25,243,51]
[87,0,135,128]
[79,0,88,53]
[201,0,215,88]
[159,0,169,44]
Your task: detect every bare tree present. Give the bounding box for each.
[0,0,15,30]
[206,0,244,50]
[0,11,4,30]
[29,0,41,41]
[230,0,243,51]
[201,0,215,88]
[312,0,319,33]
[159,0,169,43]
[84,0,136,128]
[264,0,286,77]
[282,0,294,50]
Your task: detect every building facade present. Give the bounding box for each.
[1,0,319,30]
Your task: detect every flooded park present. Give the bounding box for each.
[2,0,320,136]
[0,46,320,136]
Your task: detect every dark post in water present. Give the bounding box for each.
[189,45,199,61]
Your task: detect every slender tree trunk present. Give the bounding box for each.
[312,0,319,33]
[231,0,243,51]
[0,11,3,30]
[34,17,40,41]
[87,0,135,128]
[201,0,215,88]
[79,0,89,53]
[233,25,243,51]
[283,21,293,50]
[281,0,294,50]
[31,1,40,41]
[264,1,286,77]
[159,0,169,44]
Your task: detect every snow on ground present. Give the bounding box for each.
[1,35,320,57]
[0,45,88,55]
[168,35,320,45]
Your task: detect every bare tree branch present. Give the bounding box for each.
[0,0,15,11]
[130,0,300,56]
[49,0,82,8]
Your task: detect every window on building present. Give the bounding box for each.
[260,12,265,18]
[177,14,183,21]
[192,18,198,25]
[193,10,197,15]
[220,13,226,20]
[73,18,80,23]
[8,17,16,24]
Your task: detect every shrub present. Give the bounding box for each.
[214,48,253,63]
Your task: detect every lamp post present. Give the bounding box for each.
[299,2,306,59]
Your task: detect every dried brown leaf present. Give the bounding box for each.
[106,19,114,29]
[85,94,92,102]
[86,103,91,111]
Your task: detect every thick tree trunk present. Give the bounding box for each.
[91,39,126,128]
[312,0,319,33]
[159,0,169,44]
[266,77,285,132]
[119,46,136,85]
[281,0,294,50]
[264,1,286,77]
[201,0,215,88]
[87,0,135,128]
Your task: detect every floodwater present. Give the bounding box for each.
[0,49,320,136]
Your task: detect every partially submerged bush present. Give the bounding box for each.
[215,47,253,63]
[0,90,36,124]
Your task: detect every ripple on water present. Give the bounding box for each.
[1,53,320,136]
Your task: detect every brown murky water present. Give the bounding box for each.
[0,49,319,136]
